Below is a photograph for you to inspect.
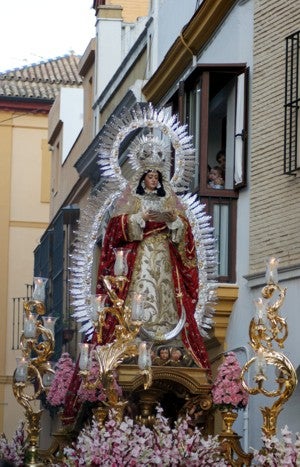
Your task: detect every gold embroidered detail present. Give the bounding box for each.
[176,215,197,268]
[174,265,183,306]
[125,231,179,338]
[144,226,169,237]
[121,214,128,240]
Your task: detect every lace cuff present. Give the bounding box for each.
[167,217,184,243]
[128,212,145,241]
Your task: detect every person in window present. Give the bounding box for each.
[207,166,224,189]
[96,166,210,371]
[216,149,226,181]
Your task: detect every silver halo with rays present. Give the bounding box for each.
[98,103,195,192]
[70,103,218,340]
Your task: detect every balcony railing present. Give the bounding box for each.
[12,296,29,350]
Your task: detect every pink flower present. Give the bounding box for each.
[211,352,249,410]
[46,352,75,407]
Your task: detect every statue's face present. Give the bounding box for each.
[144,171,159,191]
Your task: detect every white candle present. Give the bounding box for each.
[42,316,57,335]
[255,347,266,376]
[113,249,129,276]
[15,358,28,382]
[24,314,36,338]
[79,343,89,370]
[131,293,144,322]
[32,277,48,302]
[253,298,266,322]
[114,250,124,276]
[90,294,107,322]
[42,362,54,387]
[138,341,152,370]
[265,257,279,284]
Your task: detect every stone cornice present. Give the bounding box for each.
[213,284,239,345]
[142,0,237,104]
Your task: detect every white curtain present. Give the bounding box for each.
[234,73,245,185]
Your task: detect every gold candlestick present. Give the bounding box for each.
[79,274,152,422]
[241,258,297,437]
[12,278,56,466]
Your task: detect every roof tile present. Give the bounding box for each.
[0,54,82,100]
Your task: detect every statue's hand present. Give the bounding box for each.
[163,210,177,223]
[146,210,177,223]
[142,210,152,221]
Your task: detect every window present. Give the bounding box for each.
[182,65,248,192]
[284,31,300,174]
[170,65,248,282]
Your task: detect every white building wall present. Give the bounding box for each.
[59,88,83,163]
[122,16,148,57]
[199,1,253,64]
[95,15,123,97]
[148,0,197,74]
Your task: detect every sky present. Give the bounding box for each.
[0,0,96,72]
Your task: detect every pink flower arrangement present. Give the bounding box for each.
[0,421,26,466]
[47,351,122,406]
[60,406,230,466]
[211,352,249,411]
[46,352,75,407]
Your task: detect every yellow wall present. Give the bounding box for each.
[0,111,12,435]
[0,110,50,437]
[104,0,149,22]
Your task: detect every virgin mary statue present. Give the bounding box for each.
[68,104,217,397]
[60,104,218,424]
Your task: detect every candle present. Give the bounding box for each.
[79,343,90,370]
[24,313,36,338]
[131,293,144,322]
[253,298,266,323]
[42,316,57,335]
[42,362,54,387]
[90,294,107,322]
[32,277,48,302]
[265,257,279,284]
[113,248,129,276]
[15,358,28,382]
[255,347,266,376]
[138,341,152,370]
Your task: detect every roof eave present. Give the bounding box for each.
[142,0,237,104]
[0,96,53,113]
